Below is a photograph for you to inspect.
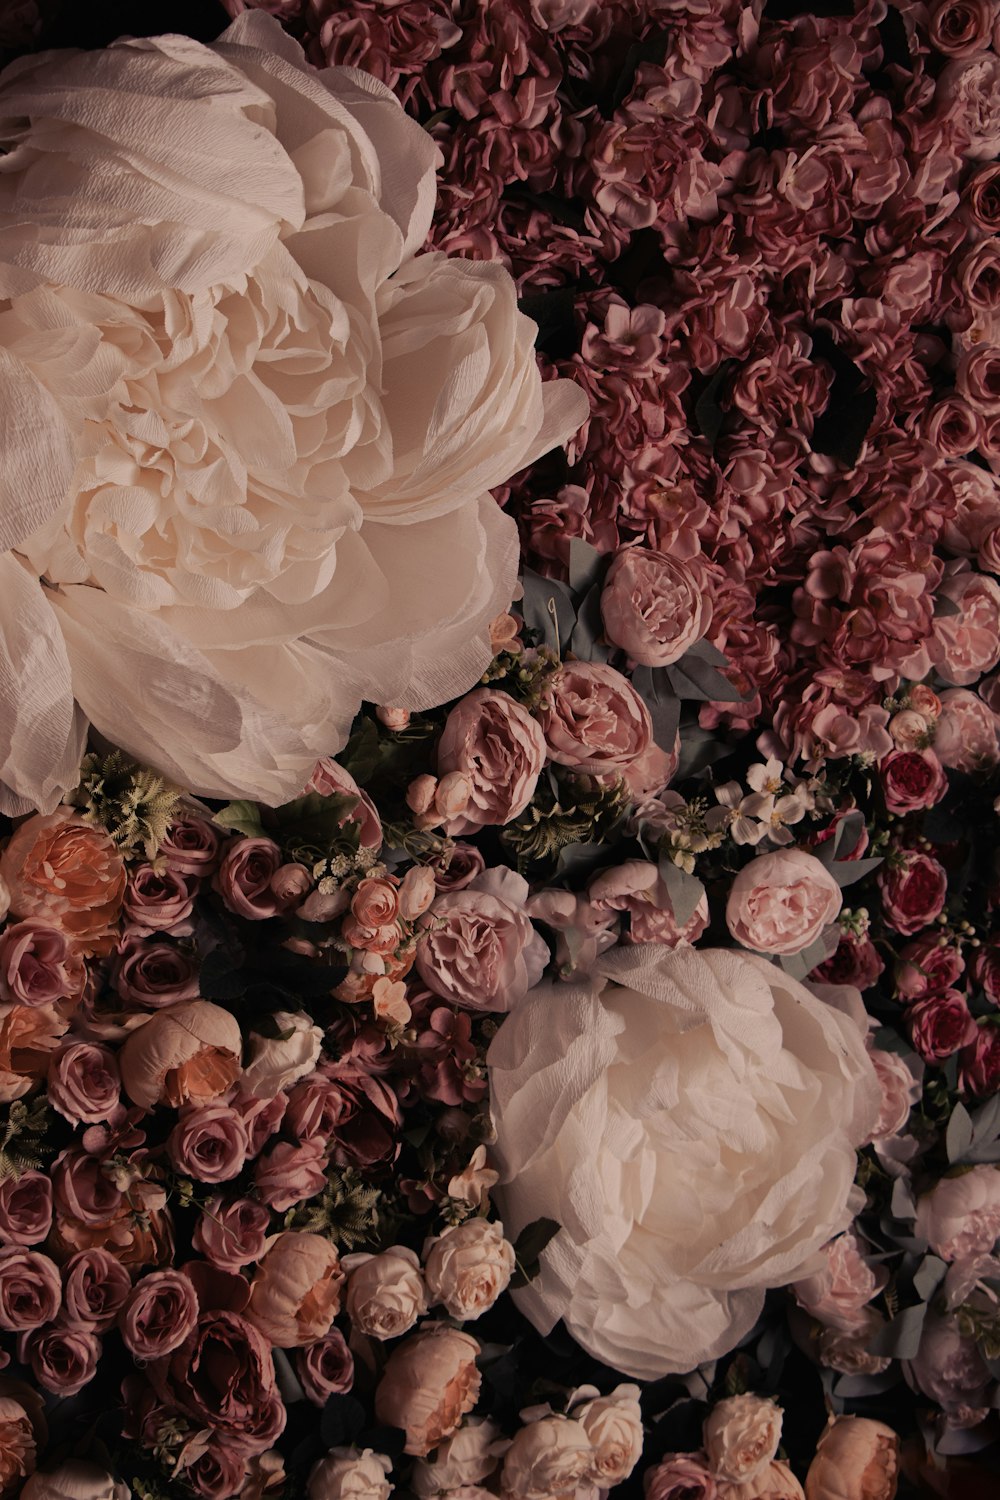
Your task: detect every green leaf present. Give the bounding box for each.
[567,538,607,596]
[520,568,578,655]
[632,665,681,750]
[666,652,744,703]
[511,1217,561,1288]
[274,791,360,849]
[339,718,380,786]
[947,1102,975,1165]
[213,800,266,839]
[867,1302,927,1361]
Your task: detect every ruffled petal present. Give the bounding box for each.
[0,345,75,552]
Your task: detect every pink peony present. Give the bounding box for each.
[375,1325,481,1457]
[416,868,548,1012]
[537,660,655,777]
[589,860,709,947]
[726,849,841,956]
[436,688,547,835]
[601,548,711,667]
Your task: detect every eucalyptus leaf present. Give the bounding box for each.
[657,857,706,930]
[568,537,607,596]
[666,653,744,703]
[913,1254,948,1303]
[684,636,729,667]
[827,855,883,888]
[947,1102,975,1164]
[520,567,578,655]
[568,582,613,664]
[632,665,681,749]
[867,1302,927,1360]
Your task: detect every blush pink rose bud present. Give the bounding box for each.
[377,706,411,730]
[644,1453,718,1500]
[375,1325,482,1457]
[500,1416,594,1500]
[119,1268,199,1359]
[423,1218,515,1321]
[436,688,547,835]
[537,660,655,776]
[119,999,242,1110]
[297,1328,354,1407]
[704,1396,783,1485]
[21,1459,132,1500]
[601,548,711,666]
[726,850,841,956]
[803,1416,900,1500]
[573,1384,643,1485]
[307,1448,392,1500]
[247,1232,344,1348]
[399,866,437,921]
[343,1246,428,1341]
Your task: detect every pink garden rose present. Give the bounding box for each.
[159,817,223,877]
[907,990,978,1062]
[247,1233,344,1348]
[112,939,200,1009]
[0,1172,51,1247]
[343,1245,428,1342]
[309,761,383,853]
[149,1309,284,1457]
[168,1101,251,1184]
[119,1269,200,1360]
[934,688,1000,770]
[62,1249,131,1331]
[914,1165,1000,1261]
[119,1000,242,1111]
[193,1197,271,1273]
[879,750,947,814]
[214,838,290,921]
[803,1417,898,1500]
[422,1218,515,1321]
[644,1454,717,1500]
[589,861,709,946]
[940,54,1000,158]
[600,547,711,666]
[726,849,841,956]
[416,868,548,1012]
[21,1321,100,1397]
[536,660,654,777]
[0,921,85,1009]
[500,1417,594,1500]
[0,1249,61,1331]
[931,568,1000,685]
[123,864,198,934]
[928,0,997,56]
[46,1042,120,1127]
[703,1395,782,1485]
[297,1329,354,1407]
[792,1231,887,1335]
[435,688,547,834]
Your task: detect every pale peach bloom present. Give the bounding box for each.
[718,1461,805,1499]
[247,1232,344,1348]
[0,813,124,955]
[423,1218,515,1321]
[343,1246,428,1341]
[372,978,411,1026]
[572,1384,643,1485]
[0,1002,70,1101]
[448,1146,499,1208]
[242,1010,322,1099]
[704,1396,782,1485]
[375,1325,481,1456]
[500,1417,593,1500]
[411,1420,510,1497]
[308,1448,392,1500]
[804,1416,899,1500]
[118,1000,241,1110]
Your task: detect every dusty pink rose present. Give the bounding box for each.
[940,54,1000,158]
[297,1329,354,1407]
[644,1454,718,1500]
[879,750,947,814]
[119,1269,199,1359]
[194,1197,271,1272]
[792,1231,887,1335]
[500,1417,594,1500]
[601,548,711,666]
[123,864,198,933]
[159,817,223,877]
[932,568,1000,685]
[343,1245,427,1341]
[21,1320,100,1397]
[929,0,998,56]
[0,1249,61,1330]
[47,1042,120,1127]
[214,838,289,921]
[803,1417,899,1500]
[0,812,125,957]
[0,1172,51,1247]
[423,1218,515,1321]
[119,1000,242,1111]
[907,990,978,1062]
[375,1325,481,1457]
[149,1309,284,1456]
[247,1233,344,1348]
[906,1311,992,1420]
[0,921,85,1009]
[537,660,654,776]
[915,1165,1000,1261]
[704,1397,782,1486]
[935,688,1000,769]
[62,1249,132,1331]
[169,1101,251,1184]
[254,1139,329,1212]
[726,849,841,956]
[589,861,709,947]
[878,850,947,936]
[864,1045,921,1143]
[416,868,548,1013]
[309,760,383,852]
[436,688,547,835]
[112,938,200,1009]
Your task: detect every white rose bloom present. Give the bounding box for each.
[488,945,880,1379]
[307,1448,393,1500]
[242,1009,323,1099]
[0,12,586,813]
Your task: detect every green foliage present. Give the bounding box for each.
[70,749,183,859]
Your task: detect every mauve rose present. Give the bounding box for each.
[214,838,288,921]
[247,1233,344,1348]
[906,1310,992,1420]
[309,760,383,852]
[434,844,486,892]
[297,1328,354,1407]
[21,1460,131,1500]
[960,1022,1000,1094]
[375,1325,481,1457]
[932,569,1000,685]
[0,1171,51,1247]
[52,1147,122,1228]
[120,1268,199,1359]
[644,1454,718,1500]
[119,1000,242,1110]
[589,861,709,947]
[159,817,223,877]
[803,1417,898,1500]
[704,1396,782,1485]
[435,688,547,835]
[193,1197,271,1272]
[307,1448,392,1500]
[62,1249,131,1331]
[416,868,548,1013]
[271,864,312,910]
[0,920,85,1008]
[234,1089,287,1158]
[792,1231,886,1336]
[123,864,198,933]
[112,938,200,1009]
[179,1437,247,1500]
[726,849,841,956]
[20,1319,100,1397]
[0,813,125,957]
[957,344,1000,415]
[601,547,711,666]
[908,990,978,1061]
[935,688,999,770]
[939,54,1000,158]
[962,163,1000,237]
[537,660,654,777]
[916,1165,1000,1261]
[499,1417,593,1500]
[0,1248,61,1330]
[152,1309,284,1456]
[343,1246,428,1341]
[923,394,983,456]
[973,944,1000,1003]
[254,1139,328,1212]
[879,750,948,814]
[929,0,997,56]
[47,1042,120,1127]
[878,850,947,936]
[895,934,965,998]
[169,1101,250,1184]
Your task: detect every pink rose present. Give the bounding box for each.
[120,1269,200,1359]
[434,844,486,892]
[960,1022,1000,1094]
[0,1249,61,1330]
[537,661,654,776]
[935,688,999,770]
[123,865,198,934]
[435,688,547,835]
[957,344,1000,414]
[297,1329,354,1407]
[270,864,312,910]
[895,935,965,998]
[908,990,978,1061]
[726,849,842,956]
[962,162,1000,237]
[214,838,288,921]
[0,1171,51,1247]
[601,548,711,666]
[247,1233,344,1348]
[792,1231,887,1335]
[865,1045,921,1142]
[308,760,383,853]
[939,54,1000,158]
[878,850,948,936]
[169,1102,251,1184]
[159,817,223,877]
[47,1042,120,1127]
[588,861,709,947]
[879,750,948,814]
[21,1320,100,1397]
[929,0,997,56]
[111,939,200,1009]
[932,568,1000,685]
[254,1140,328,1213]
[922,394,983,457]
[916,1165,1000,1261]
[399,866,436,921]
[0,1387,42,1496]
[704,1395,782,1485]
[0,920,86,1009]
[416,869,548,1012]
[193,1197,271,1272]
[644,1454,717,1500]
[62,1249,132,1331]
[375,1325,481,1457]
[351,879,400,929]
[307,1449,392,1500]
[148,1309,284,1457]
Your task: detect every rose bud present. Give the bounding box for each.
[804,1416,899,1500]
[119,999,242,1110]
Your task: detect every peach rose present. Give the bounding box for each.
[0,812,125,955]
[804,1416,899,1500]
[0,1001,70,1101]
[343,1246,428,1341]
[704,1397,783,1485]
[572,1384,643,1485]
[411,1419,510,1497]
[308,1448,392,1500]
[375,1325,481,1456]
[119,999,242,1110]
[0,1394,38,1496]
[718,1462,805,1500]
[247,1233,344,1348]
[21,1459,131,1500]
[726,849,841,956]
[500,1417,594,1500]
[422,1218,515,1321]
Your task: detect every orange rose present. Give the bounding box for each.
[0,812,125,956]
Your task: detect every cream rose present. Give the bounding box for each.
[343,1246,429,1341]
[308,1449,392,1500]
[571,1384,644,1485]
[422,1218,516,1321]
[242,1010,323,1100]
[411,1420,510,1498]
[0,12,586,814]
[704,1397,782,1485]
[21,1461,131,1500]
[500,1418,594,1500]
[488,945,879,1378]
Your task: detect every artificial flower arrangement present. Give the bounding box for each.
[0,1,999,1499]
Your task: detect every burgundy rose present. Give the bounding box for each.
[63,1248,132,1330]
[112,939,200,1009]
[922,394,983,457]
[811,929,885,990]
[973,944,1000,1003]
[213,838,287,921]
[123,865,198,933]
[959,1023,1000,1095]
[20,1319,100,1396]
[120,1269,199,1360]
[297,1329,355,1407]
[0,920,86,1008]
[0,1248,61,1330]
[957,345,1000,415]
[193,1196,271,1273]
[896,935,965,999]
[150,1310,284,1456]
[159,817,223,877]
[879,750,948,815]
[878,850,948,936]
[168,1102,250,1185]
[435,688,547,835]
[908,990,978,1062]
[47,1042,121,1127]
[0,1171,52,1246]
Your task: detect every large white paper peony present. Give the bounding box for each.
[0,12,586,813]
[487,945,880,1380]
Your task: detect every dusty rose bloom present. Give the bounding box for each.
[0,813,125,956]
[375,1325,481,1456]
[704,1396,782,1485]
[601,548,711,666]
[644,1453,718,1500]
[726,849,841,956]
[416,868,548,1013]
[247,1233,344,1348]
[935,688,1000,770]
[47,1042,120,1127]
[0,921,86,1009]
[194,1197,271,1272]
[792,1231,887,1335]
[423,1218,515,1321]
[0,1172,52,1247]
[297,1329,354,1407]
[62,1249,132,1331]
[0,1249,61,1330]
[0,1392,39,1496]
[915,1165,1000,1261]
[589,860,709,947]
[436,688,547,834]
[119,1269,199,1359]
[537,660,654,776]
